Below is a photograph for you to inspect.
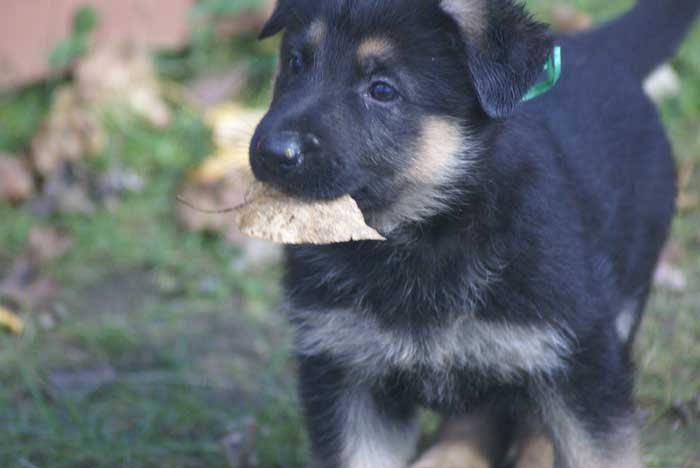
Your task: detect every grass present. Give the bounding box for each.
[1,1,699,467]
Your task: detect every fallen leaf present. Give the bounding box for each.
[0,305,24,335]
[654,261,687,291]
[75,45,171,127]
[0,227,70,311]
[189,147,255,187]
[644,64,681,101]
[678,161,695,191]
[552,6,592,32]
[33,162,96,215]
[31,87,105,177]
[27,227,74,263]
[0,268,57,311]
[678,193,699,212]
[658,241,687,267]
[28,46,168,216]
[206,104,265,150]
[186,104,264,186]
[235,183,386,245]
[0,154,34,202]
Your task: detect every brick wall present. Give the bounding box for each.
[0,0,193,89]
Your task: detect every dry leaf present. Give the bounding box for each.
[0,262,58,311]
[654,261,687,291]
[678,161,695,191]
[552,6,593,32]
[31,87,105,177]
[0,305,24,335]
[0,154,34,201]
[34,163,97,215]
[187,104,264,185]
[0,227,70,311]
[644,64,681,101]
[30,45,167,214]
[206,104,264,149]
[189,147,256,187]
[678,193,699,212]
[75,45,171,127]
[27,227,74,263]
[235,183,385,245]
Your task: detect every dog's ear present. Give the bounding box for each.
[440,0,553,119]
[259,0,288,39]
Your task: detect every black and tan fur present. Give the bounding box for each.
[248,1,699,467]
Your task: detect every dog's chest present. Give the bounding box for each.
[289,306,570,385]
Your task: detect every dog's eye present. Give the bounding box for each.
[369,81,399,102]
[288,52,304,74]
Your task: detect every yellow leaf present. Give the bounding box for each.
[188,104,264,185]
[205,104,265,148]
[0,306,25,335]
[189,147,254,186]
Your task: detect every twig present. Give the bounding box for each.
[175,195,241,214]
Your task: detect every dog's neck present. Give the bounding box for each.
[367,126,501,244]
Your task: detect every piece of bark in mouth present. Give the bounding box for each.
[235,183,386,245]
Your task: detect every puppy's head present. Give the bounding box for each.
[250,0,551,232]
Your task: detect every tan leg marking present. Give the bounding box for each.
[411,411,502,468]
[539,391,644,468]
[514,434,555,468]
[560,422,644,468]
[412,443,491,468]
[340,388,419,468]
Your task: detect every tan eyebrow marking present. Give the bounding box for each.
[357,37,396,62]
[307,19,327,46]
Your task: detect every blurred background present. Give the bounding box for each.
[0,1,698,467]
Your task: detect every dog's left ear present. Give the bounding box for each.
[259,0,289,39]
[440,0,553,119]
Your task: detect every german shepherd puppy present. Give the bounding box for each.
[249,1,699,467]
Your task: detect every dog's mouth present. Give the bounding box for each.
[251,156,371,204]
[247,121,404,228]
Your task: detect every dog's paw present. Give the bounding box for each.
[512,435,554,468]
[410,443,490,468]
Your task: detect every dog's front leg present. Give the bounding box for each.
[299,355,419,468]
[536,388,642,468]
[410,409,508,468]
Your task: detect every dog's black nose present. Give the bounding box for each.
[257,131,315,174]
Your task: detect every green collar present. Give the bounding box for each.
[522,46,562,102]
